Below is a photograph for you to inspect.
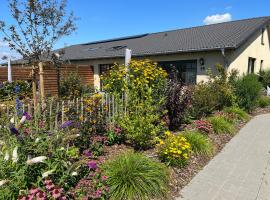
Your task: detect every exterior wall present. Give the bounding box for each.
[71,51,225,89]
[227,27,270,75]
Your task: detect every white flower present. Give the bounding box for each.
[4,151,9,161]
[12,147,18,163]
[71,172,78,176]
[19,116,26,124]
[0,140,4,145]
[27,156,47,165]
[35,138,40,143]
[42,170,54,178]
[10,117,15,124]
[0,180,9,186]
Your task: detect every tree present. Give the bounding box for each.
[0,0,77,104]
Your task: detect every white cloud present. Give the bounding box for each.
[203,13,232,25]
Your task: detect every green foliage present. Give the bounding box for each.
[156,131,191,167]
[183,130,214,157]
[223,107,249,121]
[0,81,31,101]
[258,70,270,88]
[60,72,94,97]
[232,74,262,111]
[117,94,165,150]
[207,115,235,134]
[103,151,169,200]
[192,64,235,118]
[257,96,270,108]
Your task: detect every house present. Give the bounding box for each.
[5,16,270,91]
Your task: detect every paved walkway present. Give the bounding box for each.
[178,114,270,200]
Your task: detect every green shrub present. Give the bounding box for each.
[207,115,235,134]
[192,65,235,118]
[117,105,164,150]
[258,70,270,88]
[60,72,94,97]
[183,131,214,156]
[257,96,270,108]
[232,74,262,111]
[223,107,249,121]
[103,152,169,200]
[156,131,191,167]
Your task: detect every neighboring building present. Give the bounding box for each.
[7,16,270,91]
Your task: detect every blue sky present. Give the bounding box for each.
[0,0,270,60]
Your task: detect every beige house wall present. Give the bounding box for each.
[71,51,225,90]
[227,27,270,75]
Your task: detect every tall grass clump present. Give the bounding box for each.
[207,115,235,134]
[257,96,270,108]
[223,107,249,121]
[103,152,169,200]
[183,131,214,157]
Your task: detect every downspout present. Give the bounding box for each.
[221,48,229,68]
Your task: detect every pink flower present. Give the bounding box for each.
[51,187,63,199]
[87,160,98,170]
[45,180,55,191]
[36,191,46,200]
[29,188,40,195]
[17,196,27,200]
[101,175,107,181]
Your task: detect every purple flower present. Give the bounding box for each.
[60,120,73,129]
[83,150,92,158]
[23,112,31,120]
[10,126,19,135]
[87,160,98,170]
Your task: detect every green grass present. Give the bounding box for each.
[207,115,235,134]
[103,151,169,200]
[223,106,249,121]
[257,96,270,108]
[183,131,214,157]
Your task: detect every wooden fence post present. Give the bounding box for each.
[39,62,45,108]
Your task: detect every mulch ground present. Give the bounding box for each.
[101,107,270,200]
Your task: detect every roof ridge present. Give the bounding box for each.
[149,16,270,35]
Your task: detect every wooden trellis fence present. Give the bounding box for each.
[0,93,127,131]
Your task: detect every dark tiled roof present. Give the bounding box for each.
[8,16,270,64]
[58,16,270,61]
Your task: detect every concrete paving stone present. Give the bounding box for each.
[178,114,270,200]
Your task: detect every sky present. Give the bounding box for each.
[0,0,270,61]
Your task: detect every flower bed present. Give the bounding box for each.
[1,60,270,199]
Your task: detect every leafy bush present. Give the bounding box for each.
[207,115,235,134]
[258,70,270,88]
[232,74,262,111]
[192,65,235,118]
[102,60,167,99]
[117,97,165,150]
[103,151,169,200]
[156,131,191,167]
[60,72,94,97]
[223,107,249,121]
[0,81,31,100]
[257,96,270,108]
[183,131,214,156]
[165,69,193,130]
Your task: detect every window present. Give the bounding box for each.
[262,28,265,45]
[158,60,197,84]
[260,60,264,72]
[248,57,256,74]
